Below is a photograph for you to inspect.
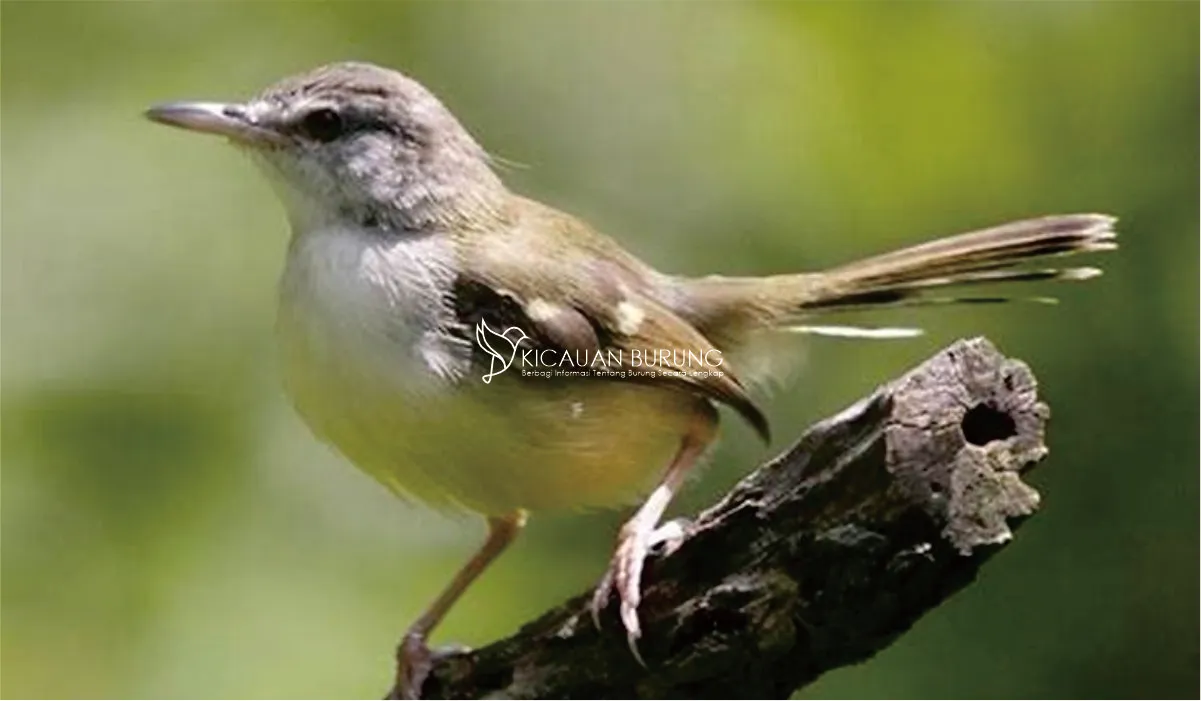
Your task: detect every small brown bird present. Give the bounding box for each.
[145,62,1116,698]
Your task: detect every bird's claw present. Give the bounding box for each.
[589,525,650,665]
[590,566,614,631]
[589,517,691,666]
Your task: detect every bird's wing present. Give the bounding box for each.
[451,272,771,443]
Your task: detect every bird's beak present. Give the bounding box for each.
[144,101,285,147]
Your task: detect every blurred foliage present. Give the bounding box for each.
[2,1,1197,698]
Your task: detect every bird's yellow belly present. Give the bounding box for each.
[281,348,699,515]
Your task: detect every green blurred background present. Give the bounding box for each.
[2,2,1197,698]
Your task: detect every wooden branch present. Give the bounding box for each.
[420,337,1050,699]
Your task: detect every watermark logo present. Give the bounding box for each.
[472,320,726,383]
[475,320,531,383]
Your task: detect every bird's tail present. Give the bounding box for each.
[681,213,1118,337]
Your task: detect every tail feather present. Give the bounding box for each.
[868,265,1103,291]
[838,235,1115,283]
[678,213,1117,336]
[799,293,1060,314]
[799,266,1102,310]
[831,213,1115,277]
[786,324,924,339]
[805,213,1116,307]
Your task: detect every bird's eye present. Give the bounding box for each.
[298,108,345,143]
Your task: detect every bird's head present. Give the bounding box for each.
[146,62,506,231]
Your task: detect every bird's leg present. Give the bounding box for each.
[388,510,527,700]
[590,407,717,664]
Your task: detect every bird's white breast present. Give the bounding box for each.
[277,224,470,395]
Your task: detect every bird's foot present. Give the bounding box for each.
[385,633,468,700]
[589,517,691,665]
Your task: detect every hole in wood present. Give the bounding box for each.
[961,403,1017,446]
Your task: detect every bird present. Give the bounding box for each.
[144,61,1116,698]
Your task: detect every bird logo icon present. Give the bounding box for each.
[474,319,531,383]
